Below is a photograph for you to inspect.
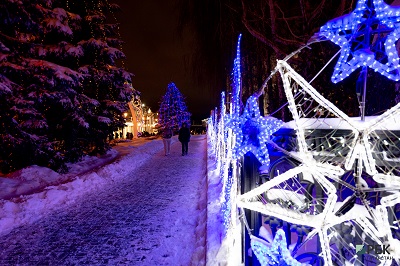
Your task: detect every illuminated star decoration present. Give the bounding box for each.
[319,0,400,83]
[277,59,400,265]
[238,60,400,265]
[251,229,310,266]
[231,95,283,166]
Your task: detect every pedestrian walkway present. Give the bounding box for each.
[0,136,207,265]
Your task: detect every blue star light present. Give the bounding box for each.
[251,229,308,266]
[229,95,283,166]
[319,0,400,83]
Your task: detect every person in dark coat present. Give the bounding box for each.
[162,125,173,156]
[178,123,191,156]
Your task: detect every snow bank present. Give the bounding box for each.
[0,166,62,200]
[205,138,245,265]
[190,160,208,265]
[205,142,226,264]
[0,149,119,200]
[0,138,173,235]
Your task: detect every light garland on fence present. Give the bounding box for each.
[218,91,235,229]
[216,91,227,170]
[219,35,242,230]
[232,34,242,115]
[229,95,283,166]
[319,0,400,83]
[207,115,216,154]
[221,166,234,228]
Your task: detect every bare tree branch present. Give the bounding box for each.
[267,0,276,35]
[299,0,308,30]
[309,0,327,24]
[274,4,308,44]
[240,2,285,55]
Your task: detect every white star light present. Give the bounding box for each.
[319,0,400,83]
[281,59,400,264]
[239,60,400,265]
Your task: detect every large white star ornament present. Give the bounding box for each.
[319,0,400,83]
[285,60,400,264]
[238,59,400,266]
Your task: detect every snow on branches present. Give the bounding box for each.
[0,0,136,173]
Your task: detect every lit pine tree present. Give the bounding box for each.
[158,82,191,132]
[0,0,136,173]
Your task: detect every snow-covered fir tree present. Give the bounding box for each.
[158,82,191,132]
[0,0,137,173]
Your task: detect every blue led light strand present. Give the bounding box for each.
[232,34,242,115]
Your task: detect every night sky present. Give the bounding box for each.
[112,0,220,122]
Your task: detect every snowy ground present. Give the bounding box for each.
[0,135,207,265]
[0,137,154,200]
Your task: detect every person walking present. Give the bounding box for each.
[162,126,173,156]
[178,123,191,156]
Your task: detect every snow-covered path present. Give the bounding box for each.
[0,136,207,265]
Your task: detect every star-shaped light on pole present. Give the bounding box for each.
[319,0,400,83]
[229,95,283,166]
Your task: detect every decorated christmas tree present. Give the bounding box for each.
[0,0,136,173]
[158,82,191,132]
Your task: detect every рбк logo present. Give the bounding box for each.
[355,244,393,261]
